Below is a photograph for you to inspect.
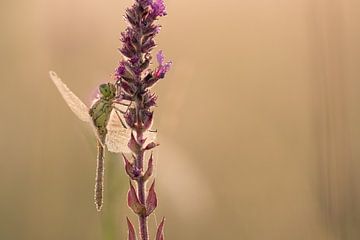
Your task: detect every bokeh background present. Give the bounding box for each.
[1,0,360,239]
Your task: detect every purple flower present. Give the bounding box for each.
[156,50,165,65]
[151,0,167,17]
[115,0,170,83]
[142,51,171,88]
[114,0,171,238]
[115,61,126,79]
[154,50,172,79]
[137,0,152,7]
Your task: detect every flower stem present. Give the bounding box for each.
[137,180,148,240]
[135,98,149,240]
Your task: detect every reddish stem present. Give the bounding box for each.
[135,98,149,240]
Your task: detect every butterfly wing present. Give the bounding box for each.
[105,103,158,153]
[105,109,131,153]
[49,71,91,122]
[111,102,157,142]
[144,130,157,144]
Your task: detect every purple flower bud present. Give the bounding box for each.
[137,0,152,7]
[119,29,141,59]
[142,110,153,130]
[142,32,155,45]
[151,0,167,17]
[123,153,133,176]
[126,217,137,240]
[119,47,135,59]
[156,217,165,240]
[144,92,157,108]
[143,75,158,89]
[120,80,136,95]
[139,57,151,72]
[115,61,136,82]
[119,35,136,57]
[128,182,145,215]
[122,154,139,180]
[142,39,156,53]
[145,181,157,216]
[130,56,140,65]
[116,62,126,76]
[125,8,138,26]
[143,24,161,36]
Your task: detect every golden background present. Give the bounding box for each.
[1,0,360,239]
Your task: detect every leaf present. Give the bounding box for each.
[156,217,165,240]
[142,111,154,130]
[144,142,159,151]
[123,154,136,179]
[128,181,145,215]
[126,217,137,240]
[145,181,157,216]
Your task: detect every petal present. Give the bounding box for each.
[156,50,164,65]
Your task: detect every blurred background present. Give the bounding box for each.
[1,0,360,239]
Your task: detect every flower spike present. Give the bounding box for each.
[115,0,171,238]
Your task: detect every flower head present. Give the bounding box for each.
[115,0,171,93]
